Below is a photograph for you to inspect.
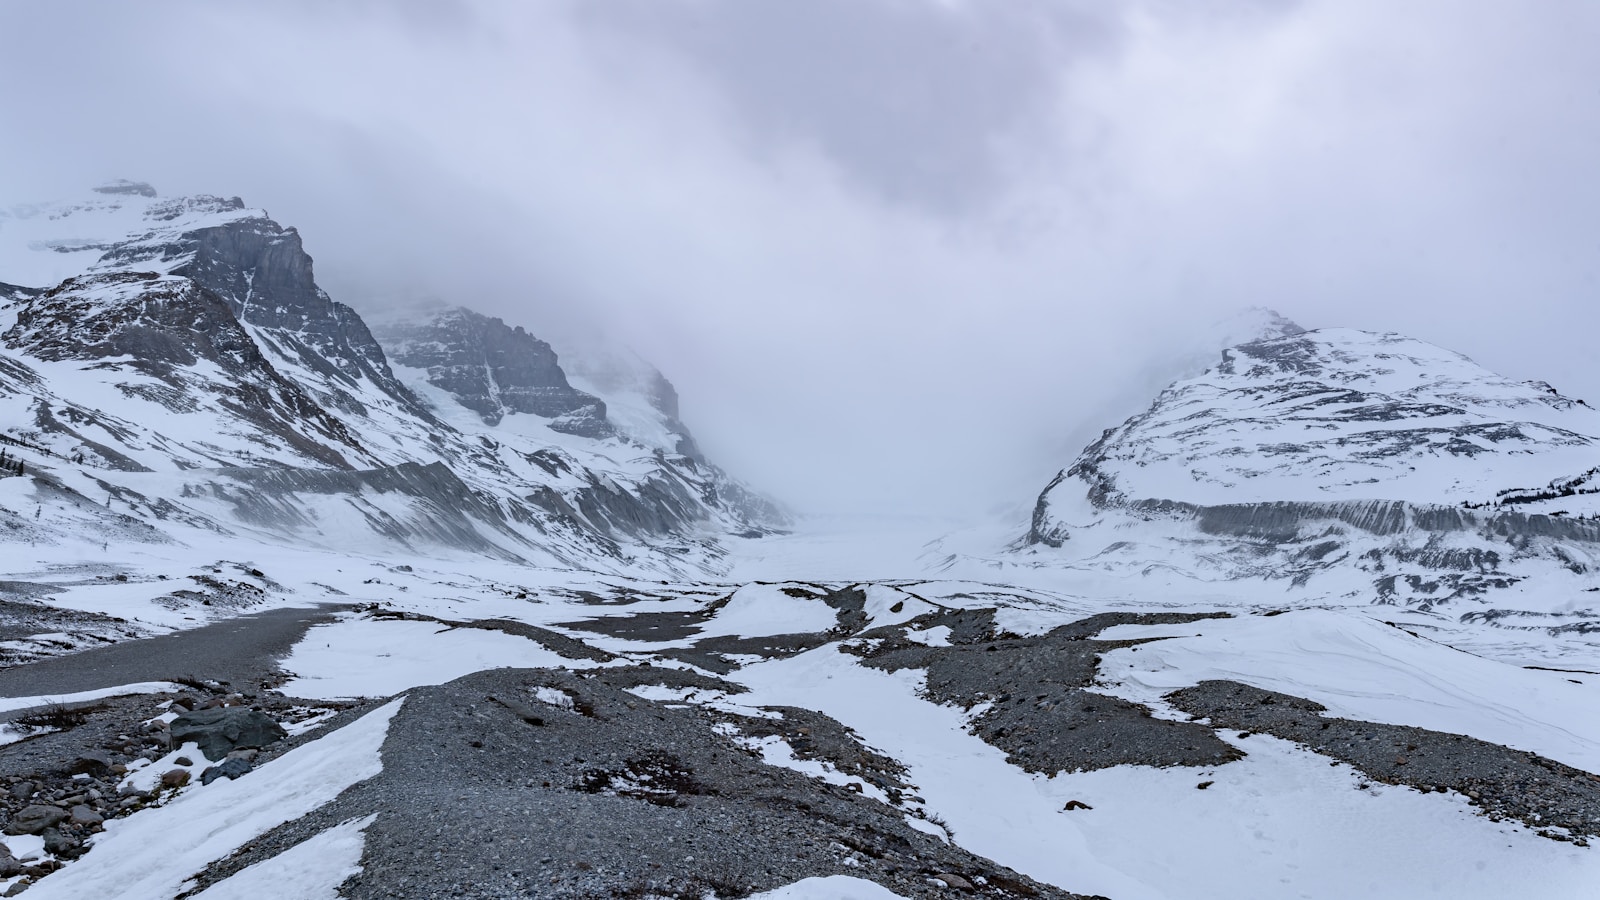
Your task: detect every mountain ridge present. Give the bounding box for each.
[0,184,784,573]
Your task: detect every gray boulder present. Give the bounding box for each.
[4,805,67,836]
[200,757,254,785]
[170,707,286,761]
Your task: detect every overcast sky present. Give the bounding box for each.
[3,1,1598,518]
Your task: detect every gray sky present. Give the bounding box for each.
[3,1,1599,517]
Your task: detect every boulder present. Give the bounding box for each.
[4,805,67,835]
[68,804,102,826]
[169,707,286,760]
[42,827,81,857]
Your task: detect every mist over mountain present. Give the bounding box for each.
[2,4,1599,899]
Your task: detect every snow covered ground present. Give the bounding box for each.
[1,515,1597,899]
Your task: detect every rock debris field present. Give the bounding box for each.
[0,574,1595,899]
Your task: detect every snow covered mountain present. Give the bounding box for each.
[0,182,782,572]
[1018,325,1600,620]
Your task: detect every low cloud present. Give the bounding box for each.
[2,0,1597,517]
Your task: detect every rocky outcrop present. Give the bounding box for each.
[93,199,433,422]
[3,272,363,469]
[372,307,611,436]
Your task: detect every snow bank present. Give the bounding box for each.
[1098,609,1600,774]
[26,699,401,900]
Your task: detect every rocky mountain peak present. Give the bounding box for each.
[371,305,611,437]
[1051,327,1600,513]
[1,270,364,469]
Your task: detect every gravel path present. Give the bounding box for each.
[0,604,350,698]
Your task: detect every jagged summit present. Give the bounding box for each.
[0,186,784,571]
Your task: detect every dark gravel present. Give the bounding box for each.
[712,704,913,803]
[850,612,1242,774]
[1168,679,1600,844]
[0,604,349,698]
[192,666,1103,900]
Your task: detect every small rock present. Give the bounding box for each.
[4,806,67,836]
[42,827,81,857]
[67,752,112,776]
[1061,800,1093,811]
[1197,781,1215,790]
[200,758,254,785]
[108,764,127,775]
[934,873,974,890]
[174,757,194,767]
[226,749,258,762]
[0,845,19,877]
[68,805,102,827]
[8,782,33,801]
[160,769,191,789]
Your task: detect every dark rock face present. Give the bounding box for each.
[95,201,432,421]
[2,272,363,469]
[372,307,611,436]
[169,707,287,761]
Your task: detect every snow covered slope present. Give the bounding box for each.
[1011,326,1600,631]
[1056,328,1600,509]
[0,184,782,572]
